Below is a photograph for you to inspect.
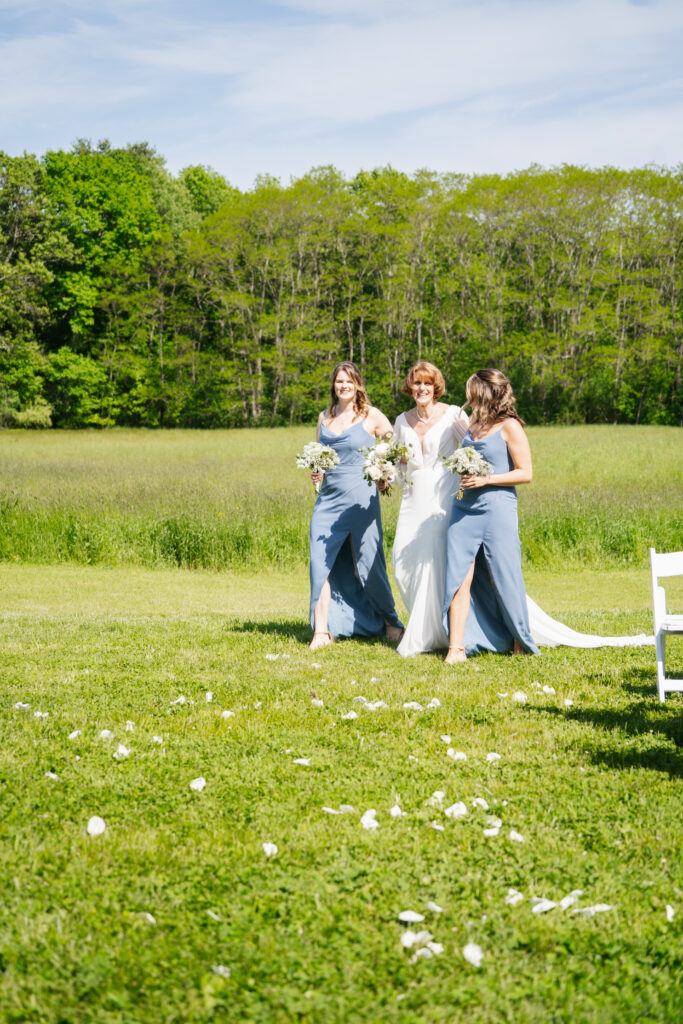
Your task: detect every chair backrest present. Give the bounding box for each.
[650,548,683,580]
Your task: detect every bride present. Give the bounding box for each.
[392,361,653,658]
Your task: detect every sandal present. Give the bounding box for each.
[309,631,334,651]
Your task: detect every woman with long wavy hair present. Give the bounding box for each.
[307,361,403,650]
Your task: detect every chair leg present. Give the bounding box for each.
[655,632,666,703]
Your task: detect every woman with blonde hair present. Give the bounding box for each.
[442,368,538,662]
[308,361,403,650]
[391,360,469,657]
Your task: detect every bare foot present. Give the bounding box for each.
[512,640,524,655]
[309,631,333,651]
[384,624,404,643]
[445,645,467,665]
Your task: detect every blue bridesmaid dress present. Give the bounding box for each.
[309,419,403,639]
[442,427,539,656]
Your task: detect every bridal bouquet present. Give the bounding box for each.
[361,434,411,496]
[443,445,493,500]
[296,441,340,492]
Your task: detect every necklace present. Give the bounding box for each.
[416,404,437,424]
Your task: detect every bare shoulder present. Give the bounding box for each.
[365,405,392,436]
[501,418,528,443]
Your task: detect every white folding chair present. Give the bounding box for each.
[650,548,683,702]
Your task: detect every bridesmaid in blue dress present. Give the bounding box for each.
[442,369,539,664]
[308,362,403,650]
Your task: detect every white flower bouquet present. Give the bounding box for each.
[361,434,411,496]
[296,441,340,492]
[443,445,493,500]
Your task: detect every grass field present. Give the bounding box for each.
[1,425,681,569]
[1,427,682,1022]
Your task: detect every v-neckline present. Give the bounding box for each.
[322,416,366,438]
[404,408,451,453]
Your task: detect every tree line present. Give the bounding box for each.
[1,140,682,428]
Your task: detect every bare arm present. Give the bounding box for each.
[460,419,532,490]
[452,406,469,444]
[311,411,325,485]
[366,406,393,439]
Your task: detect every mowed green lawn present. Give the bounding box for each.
[0,426,682,1022]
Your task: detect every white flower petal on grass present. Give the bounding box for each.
[446,747,467,761]
[409,947,434,963]
[497,692,509,698]
[512,691,527,704]
[430,821,445,832]
[426,901,444,913]
[311,699,324,708]
[13,702,30,711]
[486,815,502,827]
[365,700,388,711]
[34,711,49,719]
[142,912,156,924]
[322,806,343,815]
[531,898,557,914]
[264,654,279,661]
[339,804,355,813]
[125,720,135,731]
[212,964,231,978]
[293,758,311,766]
[463,942,484,967]
[426,941,444,955]
[509,830,525,843]
[190,776,207,792]
[398,910,425,923]
[427,698,441,709]
[262,841,278,857]
[87,816,106,836]
[390,804,406,818]
[573,904,613,916]
[505,888,524,906]
[542,685,556,695]
[341,710,358,720]
[45,771,59,780]
[408,755,419,762]
[559,890,583,910]
[113,743,130,760]
[445,802,468,820]
[205,692,213,703]
[68,730,81,740]
[666,904,675,922]
[221,710,235,719]
[403,701,423,711]
[486,752,501,762]
[440,734,451,744]
[429,791,445,808]
[472,797,490,811]
[206,910,221,921]
[360,809,379,830]
[254,701,262,709]
[99,729,114,740]
[483,827,500,838]
[311,662,322,668]
[170,695,186,705]
[152,735,163,744]
[352,696,367,704]
[400,929,418,948]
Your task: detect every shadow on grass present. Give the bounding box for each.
[226,617,399,648]
[531,665,683,778]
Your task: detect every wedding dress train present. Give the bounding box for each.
[392,408,654,656]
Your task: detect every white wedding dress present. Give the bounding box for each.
[392,407,654,657]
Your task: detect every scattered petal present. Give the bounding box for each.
[68,730,81,740]
[512,691,527,704]
[152,735,163,744]
[206,910,220,921]
[360,809,379,830]
[322,806,342,815]
[564,698,574,707]
[365,700,388,711]
[542,685,556,695]
[403,701,423,711]
[426,901,444,913]
[142,912,156,924]
[264,654,279,661]
[472,797,490,811]
[370,676,379,682]
[87,816,106,836]
[431,821,445,831]
[311,662,322,668]
[254,701,262,709]
[205,692,213,703]
[509,830,525,842]
[559,891,583,910]
[400,929,418,948]
[486,815,502,827]
[505,888,524,906]
[190,776,207,792]
[531,898,557,914]
[666,904,675,922]
[352,696,367,704]
[125,720,135,731]
[390,804,406,818]
[34,711,49,719]
[408,755,419,762]
[440,735,452,744]
[409,947,434,963]
[113,743,130,760]
[426,698,441,709]
[429,791,445,807]
[221,710,235,719]
[293,757,311,766]
[573,904,613,916]
[13,702,30,711]
[463,942,483,967]
[483,827,500,838]
[262,842,278,857]
[45,771,59,780]
[339,804,355,814]
[444,802,468,819]
[398,910,425,923]
[497,692,509,698]
[426,941,444,955]
[212,964,231,978]
[99,729,114,740]
[311,698,324,708]
[486,752,501,762]
[341,710,358,720]
[170,695,186,705]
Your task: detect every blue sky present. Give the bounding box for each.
[1,0,681,187]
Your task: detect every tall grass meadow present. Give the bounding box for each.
[1,425,680,570]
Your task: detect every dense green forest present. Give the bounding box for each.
[1,141,682,428]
